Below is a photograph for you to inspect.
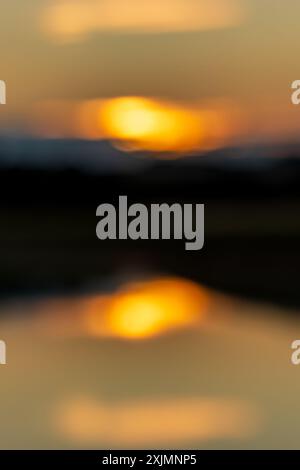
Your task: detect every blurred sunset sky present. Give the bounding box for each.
[1,0,300,151]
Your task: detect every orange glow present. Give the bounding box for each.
[56,396,260,446]
[84,278,209,339]
[33,277,210,340]
[81,97,233,154]
[30,97,238,154]
[30,101,80,139]
[42,0,245,42]
[98,97,206,153]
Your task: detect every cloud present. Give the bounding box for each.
[41,0,246,42]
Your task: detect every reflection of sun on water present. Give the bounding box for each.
[85,278,209,339]
[4,278,300,447]
[56,396,260,447]
[34,277,209,340]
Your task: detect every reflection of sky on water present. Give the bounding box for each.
[0,276,299,449]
